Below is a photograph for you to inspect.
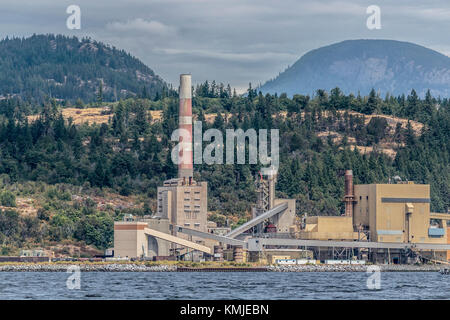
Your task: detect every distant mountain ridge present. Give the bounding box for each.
[259,39,450,97]
[0,34,167,103]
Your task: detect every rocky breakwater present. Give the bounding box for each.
[268,265,367,272]
[0,264,177,272]
[267,264,442,272]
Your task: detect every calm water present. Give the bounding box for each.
[0,272,448,300]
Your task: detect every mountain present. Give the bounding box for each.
[0,34,167,103]
[259,39,450,97]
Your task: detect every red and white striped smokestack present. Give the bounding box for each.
[178,74,193,180]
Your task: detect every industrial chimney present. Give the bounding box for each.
[344,170,355,217]
[178,74,193,182]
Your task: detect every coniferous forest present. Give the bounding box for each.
[0,35,169,104]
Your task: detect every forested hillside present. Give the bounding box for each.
[0,34,170,104]
[0,83,448,254]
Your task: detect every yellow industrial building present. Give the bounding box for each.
[294,171,450,263]
[299,216,357,240]
[353,182,448,245]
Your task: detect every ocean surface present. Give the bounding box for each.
[0,272,448,300]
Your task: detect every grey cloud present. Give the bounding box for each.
[106,18,176,35]
[154,48,297,63]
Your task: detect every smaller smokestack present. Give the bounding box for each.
[344,170,355,217]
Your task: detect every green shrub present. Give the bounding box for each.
[46,187,71,201]
[0,190,16,207]
[74,212,113,249]
[1,246,12,255]
[37,208,50,221]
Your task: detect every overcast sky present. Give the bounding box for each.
[0,0,449,92]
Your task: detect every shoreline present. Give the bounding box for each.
[0,263,444,272]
